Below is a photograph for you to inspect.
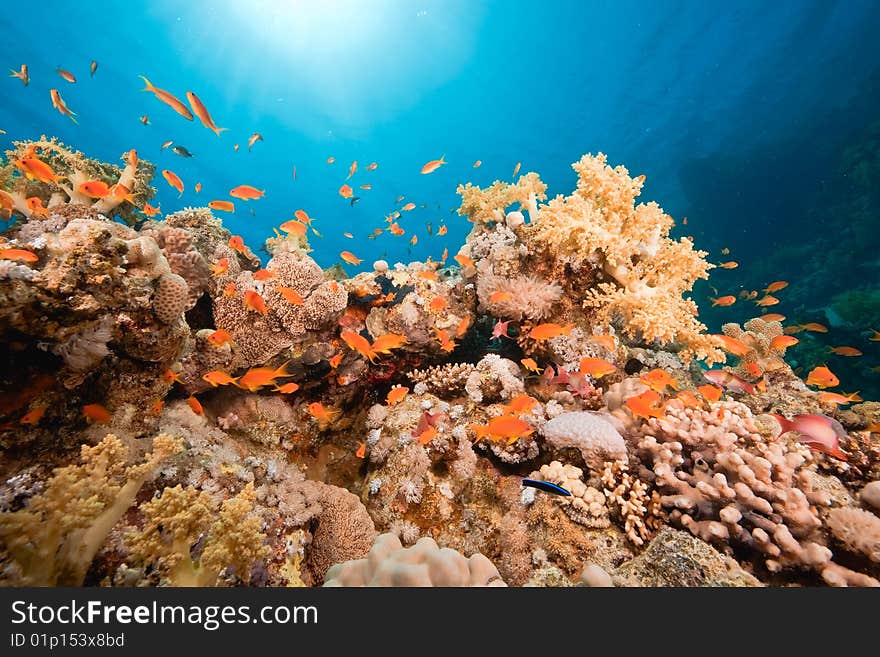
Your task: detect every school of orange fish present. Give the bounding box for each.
[4,59,879,457]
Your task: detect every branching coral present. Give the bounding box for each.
[0,433,181,585]
[125,482,269,586]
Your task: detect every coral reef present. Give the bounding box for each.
[2,142,878,589]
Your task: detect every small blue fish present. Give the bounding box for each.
[522,479,571,496]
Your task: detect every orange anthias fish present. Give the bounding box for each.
[338,184,353,199]
[388,223,405,236]
[512,162,521,177]
[718,261,738,269]
[371,333,408,354]
[280,220,307,237]
[140,115,150,125]
[806,366,839,389]
[625,390,667,420]
[456,315,470,338]
[274,382,300,394]
[473,160,482,168]
[434,328,457,352]
[401,202,416,211]
[161,369,183,385]
[223,282,236,297]
[520,358,542,374]
[26,197,48,217]
[755,295,780,307]
[341,329,378,363]
[489,291,513,304]
[760,313,786,322]
[366,162,378,171]
[140,76,193,120]
[187,396,204,415]
[590,335,617,351]
[210,257,229,277]
[817,391,861,406]
[454,254,475,269]
[293,209,313,224]
[202,370,238,387]
[228,235,248,255]
[410,235,418,245]
[340,251,362,265]
[195,182,202,193]
[675,390,702,409]
[247,132,263,151]
[470,415,534,445]
[355,442,366,458]
[710,295,736,307]
[763,281,788,294]
[528,323,573,341]
[10,64,29,85]
[579,357,617,378]
[703,369,756,395]
[359,184,371,191]
[237,361,293,392]
[503,394,538,416]
[307,402,340,426]
[798,323,828,333]
[830,346,862,357]
[329,353,343,368]
[870,329,880,341]
[82,403,111,424]
[697,384,723,402]
[640,369,679,393]
[420,155,446,174]
[49,89,77,123]
[0,248,39,263]
[347,160,358,180]
[56,68,76,83]
[277,285,304,305]
[428,297,447,312]
[386,386,409,405]
[253,269,274,281]
[206,329,233,348]
[713,334,751,357]
[437,225,448,236]
[769,335,799,350]
[14,156,64,184]
[417,425,438,445]
[743,361,763,378]
[90,60,98,76]
[209,200,234,213]
[327,156,335,164]
[243,290,269,314]
[148,399,163,416]
[230,185,265,200]
[19,405,47,426]
[162,169,184,195]
[78,180,111,198]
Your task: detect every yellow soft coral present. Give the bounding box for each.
[529,153,722,363]
[456,172,547,224]
[0,433,181,585]
[126,482,269,586]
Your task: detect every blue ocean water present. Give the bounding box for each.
[2,0,879,393]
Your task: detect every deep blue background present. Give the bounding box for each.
[2,0,878,391]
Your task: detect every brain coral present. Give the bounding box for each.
[541,411,628,471]
[323,533,506,587]
[154,273,189,324]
